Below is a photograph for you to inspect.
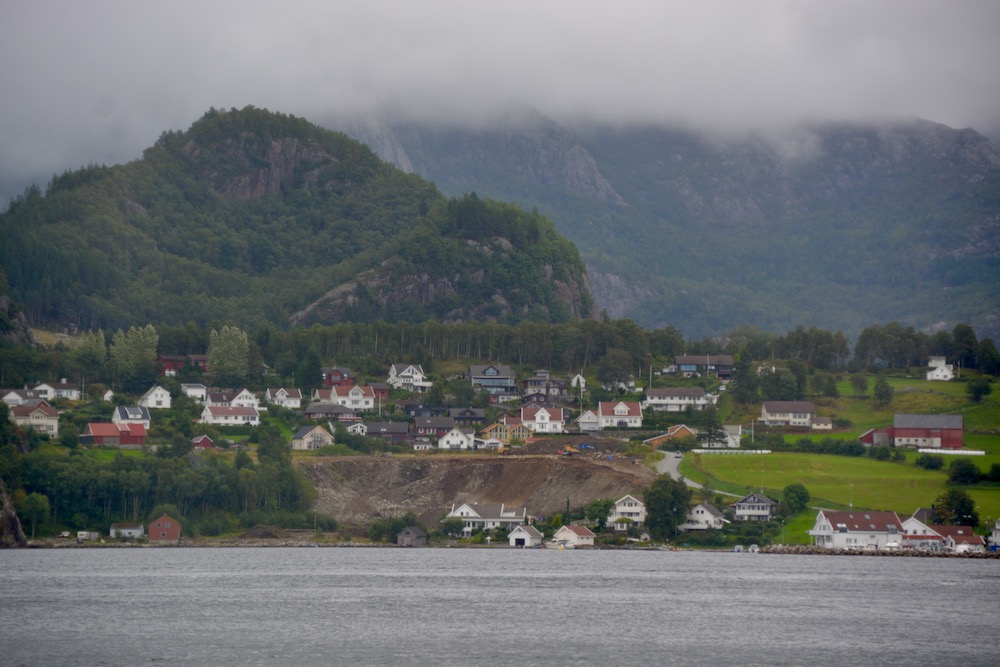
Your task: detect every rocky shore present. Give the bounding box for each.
[762,544,1000,559]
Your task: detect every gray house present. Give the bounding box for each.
[397,526,428,547]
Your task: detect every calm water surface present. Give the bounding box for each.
[1,547,998,666]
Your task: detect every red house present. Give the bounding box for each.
[321,367,355,387]
[81,422,147,446]
[149,514,182,543]
[191,434,214,449]
[859,414,963,449]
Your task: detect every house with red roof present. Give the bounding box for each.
[597,401,643,429]
[553,524,596,548]
[519,406,566,433]
[808,510,904,550]
[82,422,147,446]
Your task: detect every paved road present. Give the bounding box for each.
[655,452,742,498]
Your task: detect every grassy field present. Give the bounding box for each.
[683,451,1000,532]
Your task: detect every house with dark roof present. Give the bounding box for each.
[730,493,778,522]
[265,387,303,409]
[674,355,734,379]
[760,401,817,427]
[321,367,355,387]
[290,425,333,451]
[113,406,151,430]
[469,364,518,402]
[859,413,964,449]
[396,526,428,547]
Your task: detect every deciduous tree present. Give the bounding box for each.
[644,475,692,540]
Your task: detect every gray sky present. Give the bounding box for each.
[2,0,999,203]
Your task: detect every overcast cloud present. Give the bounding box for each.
[2,0,999,203]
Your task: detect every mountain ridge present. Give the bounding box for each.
[332,112,1000,339]
[0,107,594,331]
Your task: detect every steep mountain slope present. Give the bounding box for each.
[0,107,593,330]
[337,114,1000,339]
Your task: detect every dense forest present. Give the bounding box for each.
[0,107,592,331]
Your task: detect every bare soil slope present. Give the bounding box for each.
[299,454,655,528]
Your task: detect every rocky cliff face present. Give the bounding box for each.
[0,477,28,548]
[0,295,34,347]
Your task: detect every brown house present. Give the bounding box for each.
[148,514,182,543]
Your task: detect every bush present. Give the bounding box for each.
[915,453,944,470]
[948,458,981,485]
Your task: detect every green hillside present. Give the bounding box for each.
[0,107,593,331]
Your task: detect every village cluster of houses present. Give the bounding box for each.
[809,509,990,554]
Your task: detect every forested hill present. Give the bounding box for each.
[340,112,1000,339]
[0,107,594,331]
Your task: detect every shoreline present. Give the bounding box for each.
[13,538,1000,558]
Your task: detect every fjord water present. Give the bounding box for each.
[1,548,997,666]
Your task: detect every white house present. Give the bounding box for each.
[200,405,260,426]
[730,493,778,522]
[446,502,527,535]
[598,401,643,429]
[519,407,566,434]
[386,364,432,392]
[139,385,172,410]
[569,374,587,393]
[2,389,42,407]
[109,523,145,539]
[553,524,596,548]
[808,510,904,550]
[760,401,817,427]
[936,525,986,554]
[180,383,207,403]
[206,388,259,409]
[643,387,717,412]
[508,524,544,548]
[899,515,945,551]
[990,519,1000,551]
[313,385,375,411]
[9,401,60,437]
[28,380,80,401]
[926,356,954,381]
[112,406,151,430]
[438,427,476,450]
[290,425,333,451]
[608,495,646,531]
[265,387,303,409]
[679,503,729,531]
[575,410,600,432]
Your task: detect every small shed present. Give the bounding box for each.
[508,524,544,548]
[396,526,428,547]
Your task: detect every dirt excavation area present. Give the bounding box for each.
[299,443,655,529]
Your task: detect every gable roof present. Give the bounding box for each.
[646,387,706,398]
[762,401,817,414]
[115,406,151,421]
[292,425,330,440]
[86,422,147,437]
[818,510,903,533]
[559,524,596,538]
[469,364,515,378]
[10,401,58,418]
[510,525,543,538]
[732,493,777,507]
[893,414,963,429]
[932,525,985,545]
[598,401,642,417]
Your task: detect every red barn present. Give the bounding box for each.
[149,515,182,543]
[859,413,963,449]
[82,422,147,446]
